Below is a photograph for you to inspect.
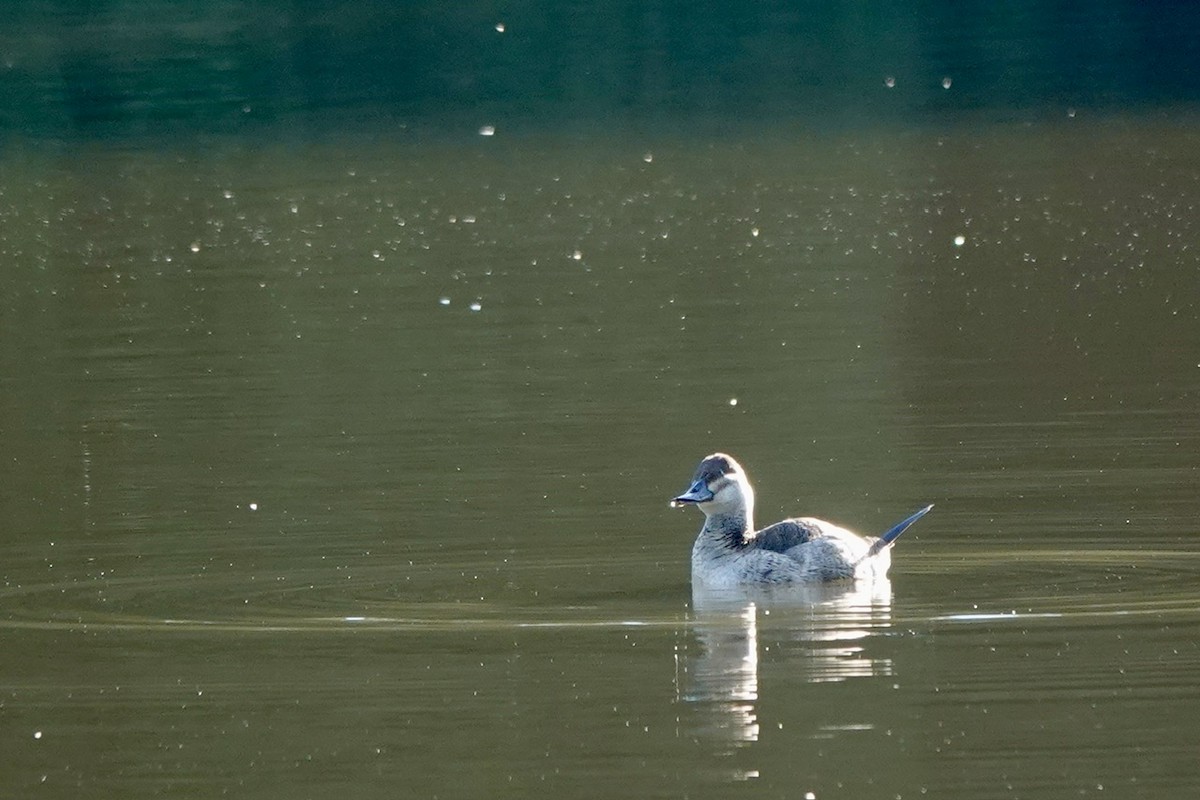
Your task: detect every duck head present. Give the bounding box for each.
[671,452,755,523]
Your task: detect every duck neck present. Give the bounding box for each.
[699,510,752,549]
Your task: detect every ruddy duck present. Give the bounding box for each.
[672,452,932,586]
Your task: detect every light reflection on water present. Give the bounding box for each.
[683,579,894,753]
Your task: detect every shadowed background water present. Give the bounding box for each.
[2,3,1200,799]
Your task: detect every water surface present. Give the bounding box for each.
[2,97,1199,800]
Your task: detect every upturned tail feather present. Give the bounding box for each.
[858,503,934,563]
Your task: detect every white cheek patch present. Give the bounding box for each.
[709,473,753,516]
[711,476,738,502]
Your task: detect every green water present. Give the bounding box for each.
[3,4,1200,799]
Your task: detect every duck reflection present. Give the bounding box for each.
[680,578,893,749]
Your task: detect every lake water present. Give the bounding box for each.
[3,118,1197,800]
[3,8,1200,798]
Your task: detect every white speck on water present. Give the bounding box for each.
[643,152,653,163]
[439,297,451,306]
[1067,107,1077,118]
[479,125,496,136]
[728,398,738,406]
[571,249,583,261]
[34,731,43,740]
[954,235,966,247]
[942,76,952,89]
[249,503,258,511]
[804,793,816,800]
[189,241,201,252]
[469,301,483,312]
[884,75,896,88]
[751,227,759,237]
[222,189,234,199]
[495,22,505,32]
